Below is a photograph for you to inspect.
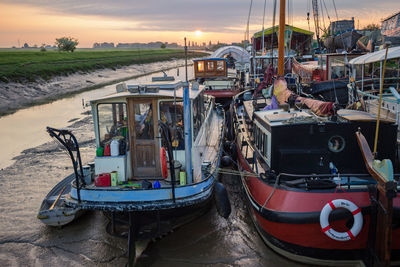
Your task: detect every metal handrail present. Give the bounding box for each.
[46,127,84,202]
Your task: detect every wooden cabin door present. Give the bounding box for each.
[128,98,161,178]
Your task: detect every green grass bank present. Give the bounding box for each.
[0,49,206,82]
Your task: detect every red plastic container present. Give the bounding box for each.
[95,173,111,187]
[103,144,111,156]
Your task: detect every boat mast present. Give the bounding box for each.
[262,0,267,54]
[277,0,286,76]
[312,0,321,52]
[183,38,193,184]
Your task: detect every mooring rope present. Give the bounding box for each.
[260,173,281,211]
[217,168,260,177]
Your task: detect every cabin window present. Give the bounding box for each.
[254,127,259,148]
[193,92,205,140]
[263,134,268,156]
[330,57,346,79]
[207,61,215,71]
[319,56,327,69]
[159,101,185,150]
[97,103,127,147]
[197,61,204,72]
[328,135,345,153]
[217,61,224,71]
[133,103,154,139]
[258,133,263,153]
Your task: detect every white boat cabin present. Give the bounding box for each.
[90,80,215,184]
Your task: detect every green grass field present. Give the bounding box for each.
[0,49,206,82]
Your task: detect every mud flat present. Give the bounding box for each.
[0,111,303,266]
[0,59,189,116]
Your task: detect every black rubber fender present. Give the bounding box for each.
[221,155,232,167]
[214,182,231,218]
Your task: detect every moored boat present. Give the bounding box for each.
[233,0,400,265]
[193,57,241,107]
[37,173,84,226]
[348,45,400,124]
[233,85,400,265]
[292,53,364,106]
[42,74,227,265]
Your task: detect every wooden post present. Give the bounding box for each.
[277,0,286,77]
[356,130,397,266]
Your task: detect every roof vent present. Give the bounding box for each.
[116,83,128,93]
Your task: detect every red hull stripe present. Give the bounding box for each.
[328,201,336,210]
[321,225,331,233]
[347,230,355,240]
[352,207,361,215]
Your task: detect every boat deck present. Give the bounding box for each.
[193,109,224,182]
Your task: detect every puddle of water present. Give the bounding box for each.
[0,66,193,169]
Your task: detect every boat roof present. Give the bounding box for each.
[253,24,314,38]
[253,108,314,127]
[90,80,204,103]
[349,46,400,65]
[193,58,227,62]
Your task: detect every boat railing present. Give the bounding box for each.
[348,77,400,124]
[46,127,84,202]
[352,77,400,92]
[277,172,400,189]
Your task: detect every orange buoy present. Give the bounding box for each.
[160,147,168,179]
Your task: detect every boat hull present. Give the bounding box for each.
[67,176,216,239]
[37,208,84,227]
[67,174,215,211]
[37,174,84,227]
[103,195,213,240]
[236,144,400,264]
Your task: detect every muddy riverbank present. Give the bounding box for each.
[0,59,188,116]
[0,111,304,266]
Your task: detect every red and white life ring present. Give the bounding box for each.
[320,199,363,241]
[160,147,168,179]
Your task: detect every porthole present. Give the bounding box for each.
[328,135,345,153]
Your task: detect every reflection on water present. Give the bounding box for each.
[0,66,193,169]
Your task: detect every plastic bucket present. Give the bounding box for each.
[83,165,92,185]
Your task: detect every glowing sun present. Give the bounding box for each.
[195,30,202,37]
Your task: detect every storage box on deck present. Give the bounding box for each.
[95,155,127,182]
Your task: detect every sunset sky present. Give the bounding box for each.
[0,0,398,48]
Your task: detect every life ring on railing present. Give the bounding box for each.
[320,199,363,241]
[160,147,168,179]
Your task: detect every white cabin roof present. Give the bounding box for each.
[254,108,314,127]
[349,46,400,65]
[90,80,204,104]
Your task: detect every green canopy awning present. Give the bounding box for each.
[253,24,314,38]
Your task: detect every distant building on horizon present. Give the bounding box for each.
[115,42,180,49]
[93,42,115,49]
